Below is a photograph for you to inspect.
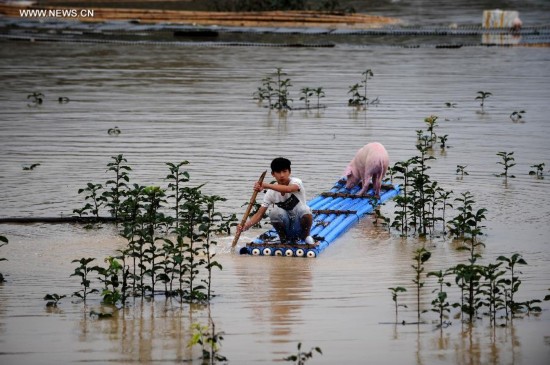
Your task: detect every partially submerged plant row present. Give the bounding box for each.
[384,114,548,329]
[39,155,240,363]
[386,114,544,239]
[70,155,236,306]
[389,248,548,329]
[253,67,380,111]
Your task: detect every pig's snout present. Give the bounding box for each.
[345,175,358,189]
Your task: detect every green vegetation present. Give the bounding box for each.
[456,165,468,178]
[27,92,44,105]
[347,83,365,107]
[283,342,323,365]
[312,87,325,109]
[496,151,516,178]
[475,90,492,112]
[390,128,451,237]
[390,247,546,327]
[70,257,99,302]
[274,67,293,110]
[74,182,105,222]
[509,110,525,122]
[189,316,227,365]
[22,163,41,171]
[108,126,121,135]
[253,68,292,110]
[253,76,275,108]
[386,115,548,329]
[0,235,7,283]
[529,162,545,178]
[412,247,431,321]
[69,156,235,306]
[438,134,448,149]
[427,269,453,328]
[299,86,326,110]
[424,115,438,146]
[44,293,66,307]
[448,191,487,240]
[347,68,374,108]
[300,87,314,109]
[254,68,328,112]
[388,286,407,323]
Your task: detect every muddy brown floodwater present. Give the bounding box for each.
[1,34,550,365]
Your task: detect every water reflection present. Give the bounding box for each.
[234,257,311,342]
[451,324,521,365]
[0,283,6,340]
[76,299,211,362]
[386,320,525,365]
[268,261,312,339]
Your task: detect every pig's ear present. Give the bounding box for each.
[344,165,353,177]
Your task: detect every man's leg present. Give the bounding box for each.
[269,207,290,243]
[300,214,313,240]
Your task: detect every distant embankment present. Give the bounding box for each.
[0,4,400,28]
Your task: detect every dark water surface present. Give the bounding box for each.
[1,22,550,365]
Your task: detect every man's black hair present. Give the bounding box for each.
[271,157,291,173]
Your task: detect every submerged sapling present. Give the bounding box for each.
[283,342,322,365]
[75,182,106,220]
[496,151,516,178]
[108,126,121,135]
[27,92,44,105]
[424,115,439,143]
[71,257,99,302]
[439,134,448,149]
[388,286,408,323]
[412,247,431,321]
[475,91,492,112]
[300,87,314,109]
[456,165,469,178]
[313,87,325,109]
[95,256,124,306]
[22,163,41,171]
[529,163,545,178]
[44,293,66,307]
[509,110,525,122]
[189,318,227,364]
[427,269,453,328]
[497,253,527,317]
[478,262,507,327]
[347,83,365,107]
[273,67,292,110]
[253,76,275,108]
[361,68,374,101]
[103,154,131,221]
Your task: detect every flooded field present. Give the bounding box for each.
[1,25,550,365]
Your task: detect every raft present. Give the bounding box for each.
[239,178,400,258]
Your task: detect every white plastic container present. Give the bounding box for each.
[482,9,520,28]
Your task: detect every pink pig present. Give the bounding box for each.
[344,142,389,197]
